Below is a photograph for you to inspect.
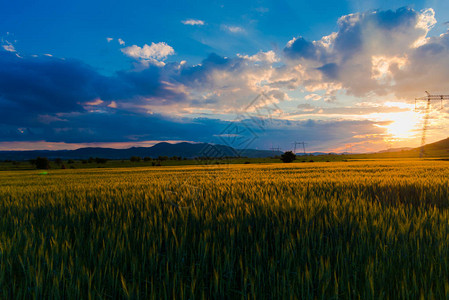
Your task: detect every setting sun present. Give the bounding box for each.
[381,111,421,140]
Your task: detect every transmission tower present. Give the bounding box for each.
[293,141,307,154]
[345,144,353,154]
[270,146,281,155]
[415,91,449,157]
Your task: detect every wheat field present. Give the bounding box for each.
[1,160,449,299]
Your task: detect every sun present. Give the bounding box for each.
[374,110,422,141]
[385,112,421,139]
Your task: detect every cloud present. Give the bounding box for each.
[255,7,269,14]
[106,37,113,42]
[1,37,17,54]
[2,44,15,52]
[221,25,245,33]
[2,7,449,152]
[121,42,175,67]
[237,50,279,63]
[0,51,98,125]
[284,36,322,61]
[281,7,446,99]
[181,19,205,26]
[118,38,125,45]
[0,49,189,127]
[175,52,287,112]
[304,94,322,101]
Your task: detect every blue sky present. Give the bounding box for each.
[1,0,449,152]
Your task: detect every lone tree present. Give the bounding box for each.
[130,156,141,162]
[281,151,296,163]
[33,157,50,169]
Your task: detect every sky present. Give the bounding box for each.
[1,0,449,153]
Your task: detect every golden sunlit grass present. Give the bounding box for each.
[1,161,449,298]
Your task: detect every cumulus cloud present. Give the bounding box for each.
[182,19,205,26]
[121,42,175,67]
[106,37,113,42]
[175,53,288,112]
[281,7,446,99]
[118,38,125,45]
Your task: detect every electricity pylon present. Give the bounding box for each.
[415,91,449,157]
[293,141,307,154]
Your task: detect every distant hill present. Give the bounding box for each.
[296,152,338,156]
[353,137,449,159]
[0,142,282,161]
[419,137,449,152]
[376,147,413,153]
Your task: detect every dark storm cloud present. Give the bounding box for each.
[0,48,277,145]
[0,50,190,123]
[0,51,93,117]
[0,109,229,144]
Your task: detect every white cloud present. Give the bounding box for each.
[255,7,269,14]
[413,8,436,48]
[1,38,16,53]
[121,42,175,67]
[182,19,205,26]
[118,38,125,45]
[416,8,436,32]
[237,51,279,63]
[2,44,15,52]
[305,94,322,101]
[84,98,104,106]
[221,25,244,33]
[106,37,113,42]
[107,101,117,108]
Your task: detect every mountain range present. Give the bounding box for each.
[2,137,449,161]
[0,142,282,161]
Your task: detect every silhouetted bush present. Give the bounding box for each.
[55,158,62,165]
[130,156,141,162]
[280,151,296,163]
[95,157,108,164]
[33,157,50,169]
[67,159,75,164]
